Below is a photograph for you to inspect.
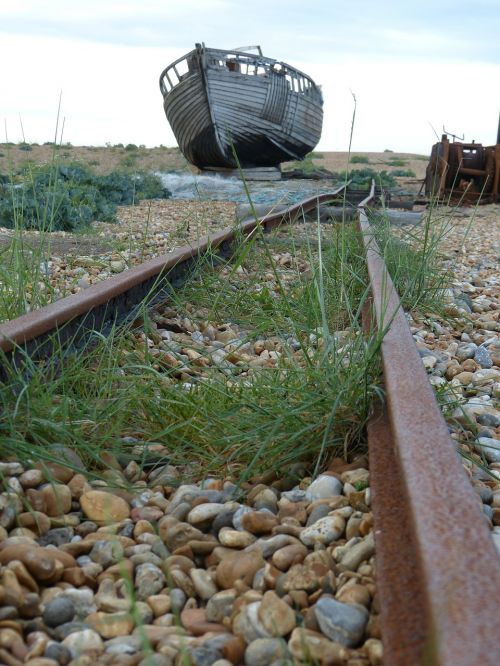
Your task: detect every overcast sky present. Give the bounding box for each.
[1,0,499,153]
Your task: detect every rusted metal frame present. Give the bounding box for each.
[438,136,449,196]
[493,144,500,202]
[358,198,500,665]
[0,186,347,368]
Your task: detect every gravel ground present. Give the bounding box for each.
[1,194,497,665]
[0,455,379,666]
[403,204,500,549]
[0,228,381,665]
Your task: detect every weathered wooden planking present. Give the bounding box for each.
[159,44,323,169]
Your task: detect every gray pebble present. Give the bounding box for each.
[233,505,253,530]
[38,527,74,547]
[456,343,477,362]
[245,638,290,666]
[306,504,331,526]
[170,587,187,612]
[89,539,124,568]
[474,346,493,369]
[138,656,172,666]
[104,636,143,655]
[483,504,494,521]
[53,621,91,640]
[476,437,500,463]
[280,489,306,502]
[313,596,368,647]
[42,597,76,628]
[135,563,166,601]
[44,642,72,665]
[0,606,18,620]
[213,507,239,533]
[477,412,500,428]
[185,645,223,666]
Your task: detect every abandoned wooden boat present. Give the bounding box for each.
[159,44,323,169]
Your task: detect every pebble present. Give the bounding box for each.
[134,563,166,600]
[313,596,369,647]
[257,590,296,636]
[80,491,130,524]
[61,629,103,656]
[216,551,265,589]
[300,514,345,546]
[42,597,76,627]
[305,475,343,501]
[244,638,289,666]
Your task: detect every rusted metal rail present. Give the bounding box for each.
[1,184,499,665]
[0,185,348,367]
[359,186,500,665]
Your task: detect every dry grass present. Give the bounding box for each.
[0,142,428,180]
[0,143,189,175]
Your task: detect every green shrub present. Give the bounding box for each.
[387,159,406,167]
[0,164,171,232]
[125,143,138,151]
[392,169,416,177]
[351,155,369,164]
[18,143,33,152]
[337,167,396,189]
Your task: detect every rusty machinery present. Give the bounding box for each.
[424,115,500,203]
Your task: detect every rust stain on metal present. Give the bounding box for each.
[359,204,500,665]
[425,118,500,203]
[0,185,347,355]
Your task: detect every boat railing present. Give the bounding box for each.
[205,47,320,100]
[160,46,321,102]
[159,52,198,95]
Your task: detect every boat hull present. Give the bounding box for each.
[160,46,323,169]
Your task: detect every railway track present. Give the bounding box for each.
[0,183,499,665]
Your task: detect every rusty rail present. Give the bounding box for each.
[1,183,499,664]
[358,187,500,665]
[0,185,348,365]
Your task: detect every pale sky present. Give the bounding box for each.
[1,0,499,153]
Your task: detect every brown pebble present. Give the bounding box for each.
[1,569,24,606]
[0,648,24,666]
[17,512,51,536]
[62,567,97,588]
[241,510,279,534]
[147,594,171,617]
[7,560,39,592]
[222,635,246,664]
[68,474,92,499]
[359,513,374,536]
[40,484,72,517]
[337,583,371,608]
[25,489,47,513]
[80,491,130,524]
[86,611,134,638]
[272,543,308,571]
[19,470,44,489]
[216,551,265,589]
[0,546,59,583]
[180,608,229,636]
[35,460,74,484]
